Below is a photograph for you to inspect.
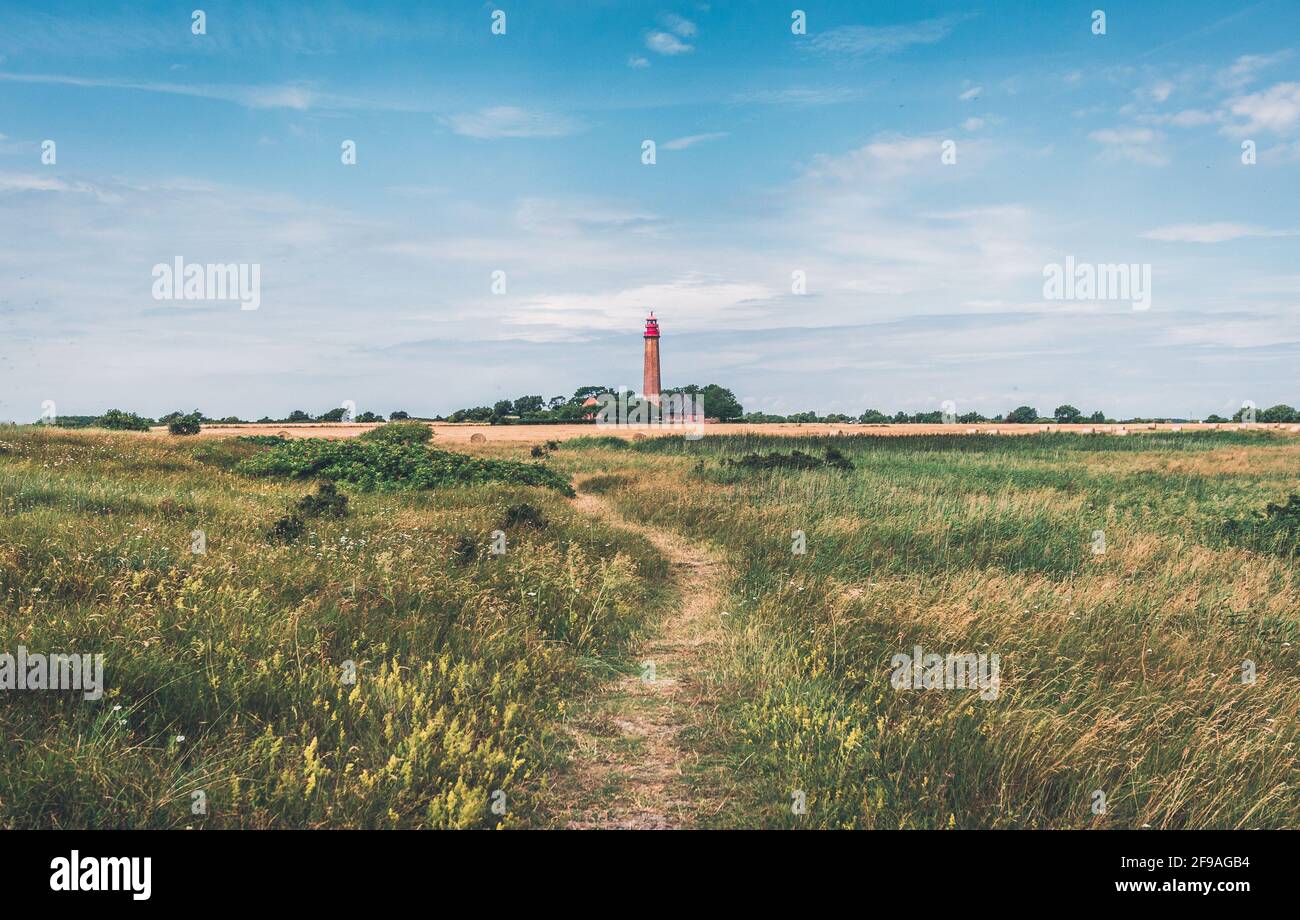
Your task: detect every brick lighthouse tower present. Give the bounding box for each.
[642,311,661,405]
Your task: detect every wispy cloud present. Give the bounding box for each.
[646,31,693,55]
[808,15,970,58]
[1089,127,1169,165]
[0,71,427,112]
[1142,222,1299,243]
[661,14,697,38]
[1224,81,1300,134]
[661,132,728,151]
[730,87,863,106]
[444,107,582,139]
[1217,51,1293,90]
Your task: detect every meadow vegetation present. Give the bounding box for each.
[555,430,1300,828]
[2,425,1296,828]
[0,426,663,828]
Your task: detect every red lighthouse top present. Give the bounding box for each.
[644,311,660,337]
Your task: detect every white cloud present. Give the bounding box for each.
[1218,52,1293,90]
[962,117,985,132]
[1089,127,1168,166]
[646,31,693,55]
[513,197,661,236]
[0,71,442,113]
[444,106,581,139]
[0,71,325,110]
[1148,80,1175,103]
[1159,109,1216,127]
[730,87,862,106]
[1261,139,1300,163]
[959,85,982,101]
[661,14,697,38]
[804,134,951,182]
[808,16,969,57]
[1142,222,1298,243]
[1226,82,1300,134]
[661,132,728,150]
[627,55,650,69]
[506,277,779,335]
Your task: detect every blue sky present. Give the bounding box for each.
[1,0,1298,420]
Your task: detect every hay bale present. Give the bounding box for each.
[470,433,486,444]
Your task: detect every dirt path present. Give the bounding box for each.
[558,491,726,829]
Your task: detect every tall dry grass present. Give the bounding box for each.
[558,431,1300,828]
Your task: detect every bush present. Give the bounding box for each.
[268,514,305,542]
[295,481,349,518]
[167,412,202,436]
[237,438,574,495]
[500,503,547,530]
[95,409,152,431]
[359,421,432,446]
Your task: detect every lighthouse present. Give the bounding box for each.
[643,311,661,405]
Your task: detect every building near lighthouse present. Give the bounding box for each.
[643,311,661,404]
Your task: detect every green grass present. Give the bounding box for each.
[3,425,1297,828]
[0,427,664,828]
[552,430,1300,828]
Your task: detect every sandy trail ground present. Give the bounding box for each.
[153,420,1300,445]
[556,491,727,829]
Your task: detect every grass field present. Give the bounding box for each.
[2,425,1297,828]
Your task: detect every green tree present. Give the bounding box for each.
[1260,404,1298,423]
[512,395,545,416]
[1006,405,1039,424]
[1054,404,1083,424]
[699,384,743,420]
[571,386,610,404]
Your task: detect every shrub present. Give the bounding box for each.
[167,412,202,436]
[237,438,573,495]
[95,409,152,431]
[500,503,547,530]
[295,481,349,518]
[359,421,433,445]
[268,514,305,542]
